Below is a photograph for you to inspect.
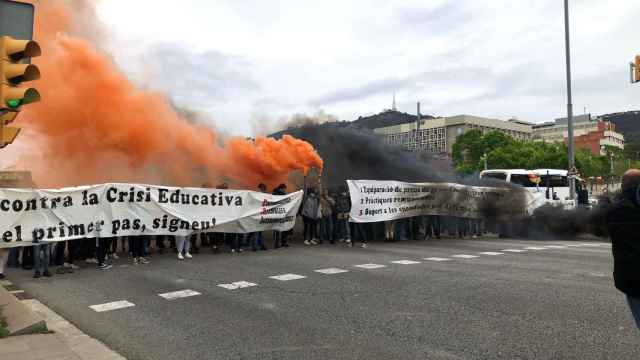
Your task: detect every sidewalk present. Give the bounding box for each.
[1,281,126,360]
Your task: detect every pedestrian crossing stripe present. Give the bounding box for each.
[218,281,258,290]
[158,289,201,300]
[354,263,386,269]
[269,274,306,281]
[423,257,451,261]
[390,260,421,265]
[89,300,135,313]
[315,268,349,274]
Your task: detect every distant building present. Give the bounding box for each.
[374,114,533,154]
[532,114,624,155]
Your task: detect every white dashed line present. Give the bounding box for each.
[89,300,135,313]
[218,281,258,290]
[315,268,349,274]
[564,244,583,247]
[579,243,603,247]
[524,247,546,250]
[354,263,387,269]
[502,249,527,253]
[479,252,504,256]
[9,289,24,294]
[0,280,12,286]
[543,245,566,249]
[158,289,201,300]
[269,274,307,281]
[423,257,451,262]
[452,254,479,259]
[390,260,421,265]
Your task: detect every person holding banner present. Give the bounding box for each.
[335,189,351,244]
[131,236,150,265]
[177,235,193,260]
[319,189,336,244]
[273,184,290,248]
[251,183,268,251]
[33,242,52,278]
[0,249,8,280]
[301,187,321,245]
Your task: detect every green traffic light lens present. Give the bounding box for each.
[6,99,21,108]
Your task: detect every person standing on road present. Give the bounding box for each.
[97,237,114,271]
[0,248,8,279]
[335,188,351,244]
[319,189,336,244]
[176,235,193,260]
[301,187,321,245]
[607,169,640,330]
[33,242,52,278]
[272,184,290,248]
[251,183,268,251]
[131,236,150,265]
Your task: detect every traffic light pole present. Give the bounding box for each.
[564,0,576,200]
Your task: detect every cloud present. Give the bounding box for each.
[129,43,260,109]
[96,0,640,131]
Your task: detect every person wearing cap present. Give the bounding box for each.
[607,169,640,329]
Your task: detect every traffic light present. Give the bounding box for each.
[635,55,640,84]
[0,35,40,148]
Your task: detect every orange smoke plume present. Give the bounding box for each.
[12,0,323,189]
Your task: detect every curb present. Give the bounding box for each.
[22,298,127,360]
[0,283,47,336]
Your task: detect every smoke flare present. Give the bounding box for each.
[10,0,322,188]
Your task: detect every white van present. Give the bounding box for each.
[479,169,575,210]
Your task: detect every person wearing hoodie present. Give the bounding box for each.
[319,189,336,244]
[301,187,321,245]
[335,188,351,244]
[272,184,290,248]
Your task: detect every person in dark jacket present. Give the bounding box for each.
[335,189,351,244]
[301,187,321,245]
[607,169,640,329]
[273,184,290,248]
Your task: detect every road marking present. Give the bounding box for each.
[502,249,527,253]
[451,254,479,259]
[158,289,201,300]
[218,281,258,290]
[269,273,307,281]
[579,243,603,247]
[0,280,12,287]
[524,247,546,250]
[9,289,24,294]
[315,268,349,274]
[89,300,135,313]
[479,252,504,256]
[423,257,451,262]
[543,245,566,249]
[390,260,421,265]
[564,244,583,247]
[354,263,386,269]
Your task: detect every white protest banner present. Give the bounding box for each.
[0,183,302,248]
[347,180,535,222]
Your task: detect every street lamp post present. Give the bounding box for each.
[564,0,576,200]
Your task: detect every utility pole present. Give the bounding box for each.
[564,0,576,200]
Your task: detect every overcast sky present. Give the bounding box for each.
[95,0,640,135]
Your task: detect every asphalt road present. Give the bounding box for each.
[6,237,639,360]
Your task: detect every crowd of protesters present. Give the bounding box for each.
[0,182,489,280]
